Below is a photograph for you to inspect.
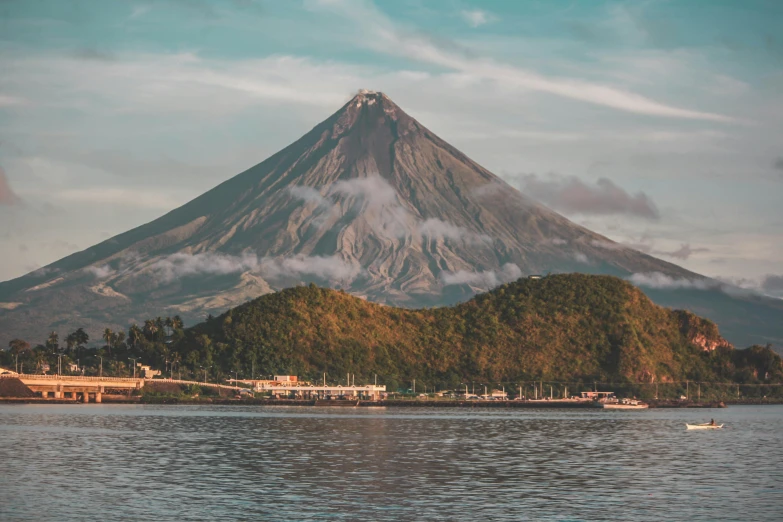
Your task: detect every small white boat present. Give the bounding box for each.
[686,423,724,430]
[600,398,649,410]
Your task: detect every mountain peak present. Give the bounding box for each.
[338,89,405,124]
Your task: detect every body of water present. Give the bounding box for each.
[0,404,781,521]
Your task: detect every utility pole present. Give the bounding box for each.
[413,379,416,394]
[98,356,103,377]
[698,383,701,402]
[129,358,137,379]
[686,380,689,400]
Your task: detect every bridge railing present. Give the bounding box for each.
[4,373,244,391]
[3,374,142,383]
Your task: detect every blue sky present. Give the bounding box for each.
[0,0,782,294]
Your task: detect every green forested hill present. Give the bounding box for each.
[175,274,782,391]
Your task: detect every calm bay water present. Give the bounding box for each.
[0,405,781,521]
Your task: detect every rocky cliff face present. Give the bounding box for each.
[0,91,778,348]
[675,310,733,352]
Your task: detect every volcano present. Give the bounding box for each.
[1,91,781,348]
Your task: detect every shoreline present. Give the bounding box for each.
[2,397,765,408]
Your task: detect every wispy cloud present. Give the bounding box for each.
[628,272,713,290]
[330,175,413,238]
[441,263,522,289]
[655,243,710,260]
[289,176,491,245]
[521,174,660,220]
[146,252,361,284]
[261,254,362,282]
[418,218,491,245]
[460,9,492,28]
[84,264,116,279]
[311,0,735,122]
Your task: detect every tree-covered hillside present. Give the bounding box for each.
[177,274,782,391]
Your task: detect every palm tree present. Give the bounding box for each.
[74,328,89,348]
[45,331,59,353]
[143,320,158,341]
[103,328,114,356]
[65,332,78,354]
[128,324,143,350]
[171,315,184,330]
[8,339,31,373]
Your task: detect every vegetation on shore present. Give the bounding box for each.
[2,275,781,397]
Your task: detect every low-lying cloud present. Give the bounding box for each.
[419,218,491,245]
[146,251,361,284]
[261,255,362,282]
[289,175,494,245]
[656,243,710,260]
[441,263,522,288]
[628,272,714,290]
[84,264,116,279]
[521,174,660,220]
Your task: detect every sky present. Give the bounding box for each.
[0,0,781,296]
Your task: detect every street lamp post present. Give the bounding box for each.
[98,356,103,377]
[129,358,137,379]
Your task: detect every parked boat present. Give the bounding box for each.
[686,423,724,430]
[600,398,649,410]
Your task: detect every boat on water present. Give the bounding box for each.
[686,423,724,430]
[600,398,649,410]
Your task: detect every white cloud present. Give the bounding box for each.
[573,252,590,264]
[329,175,414,238]
[145,251,361,284]
[84,264,116,279]
[261,254,362,282]
[418,218,491,244]
[460,9,491,28]
[628,272,714,290]
[590,239,627,251]
[441,263,522,288]
[148,252,261,283]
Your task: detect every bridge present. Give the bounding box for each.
[0,373,240,403]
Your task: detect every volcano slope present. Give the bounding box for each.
[176,275,782,388]
[0,91,780,348]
